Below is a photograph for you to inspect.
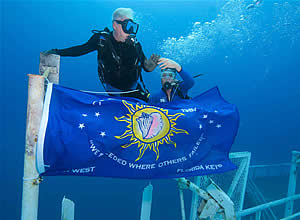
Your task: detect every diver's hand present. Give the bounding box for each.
[41,49,58,56]
[158,58,182,72]
[144,54,160,72]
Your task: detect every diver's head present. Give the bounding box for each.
[112,8,139,43]
[161,68,177,90]
[112,8,134,21]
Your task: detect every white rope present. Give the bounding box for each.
[23,174,40,181]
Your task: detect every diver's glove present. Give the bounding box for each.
[144,54,160,72]
[41,49,59,56]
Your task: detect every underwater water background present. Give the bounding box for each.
[1,0,300,219]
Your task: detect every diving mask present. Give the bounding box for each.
[114,19,139,35]
[161,68,176,79]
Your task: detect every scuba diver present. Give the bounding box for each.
[42,8,159,102]
[149,58,195,104]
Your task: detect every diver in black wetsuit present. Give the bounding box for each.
[42,8,159,102]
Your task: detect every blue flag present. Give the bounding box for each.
[37,83,239,179]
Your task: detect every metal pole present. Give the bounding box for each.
[284,151,300,217]
[61,196,75,220]
[21,74,45,220]
[280,211,300,220]
[255,211,261,220]
[237,194,300,217]
[140,183,153,220]
[189,176,202,220]
[179,189,186,220]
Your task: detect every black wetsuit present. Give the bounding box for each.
[53,28,148,100]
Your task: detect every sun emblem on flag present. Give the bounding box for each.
[114,101,189,161]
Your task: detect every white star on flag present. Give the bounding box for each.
[100,131,106,137]
[209,120,214,124]
[95,112,100,117]
[214,110,218,113]
[78,123,85,129]
[199,124,203,129]
[216,124,222,128]
[82,114,88,117]
[203,114,208,119]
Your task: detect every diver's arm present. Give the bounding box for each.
[178,68,195,90]
[158,58,181,72]
[49,34,98,57]
[136,43,159,72]
[144,54,160,72]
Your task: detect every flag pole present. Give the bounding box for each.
[21,53,60,220]
[21,74,45,220]
[140,183,153,220]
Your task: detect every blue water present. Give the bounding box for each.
[1,0,300,219]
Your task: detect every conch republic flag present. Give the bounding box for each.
[36,83,239,179]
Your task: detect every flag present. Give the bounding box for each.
[36,83,239,179]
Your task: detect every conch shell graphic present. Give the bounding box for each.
[136,112,163,139]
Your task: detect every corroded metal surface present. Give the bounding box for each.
[39,53,60,84]
[22,74,44,220]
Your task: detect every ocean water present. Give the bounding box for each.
[1,0,300,219]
